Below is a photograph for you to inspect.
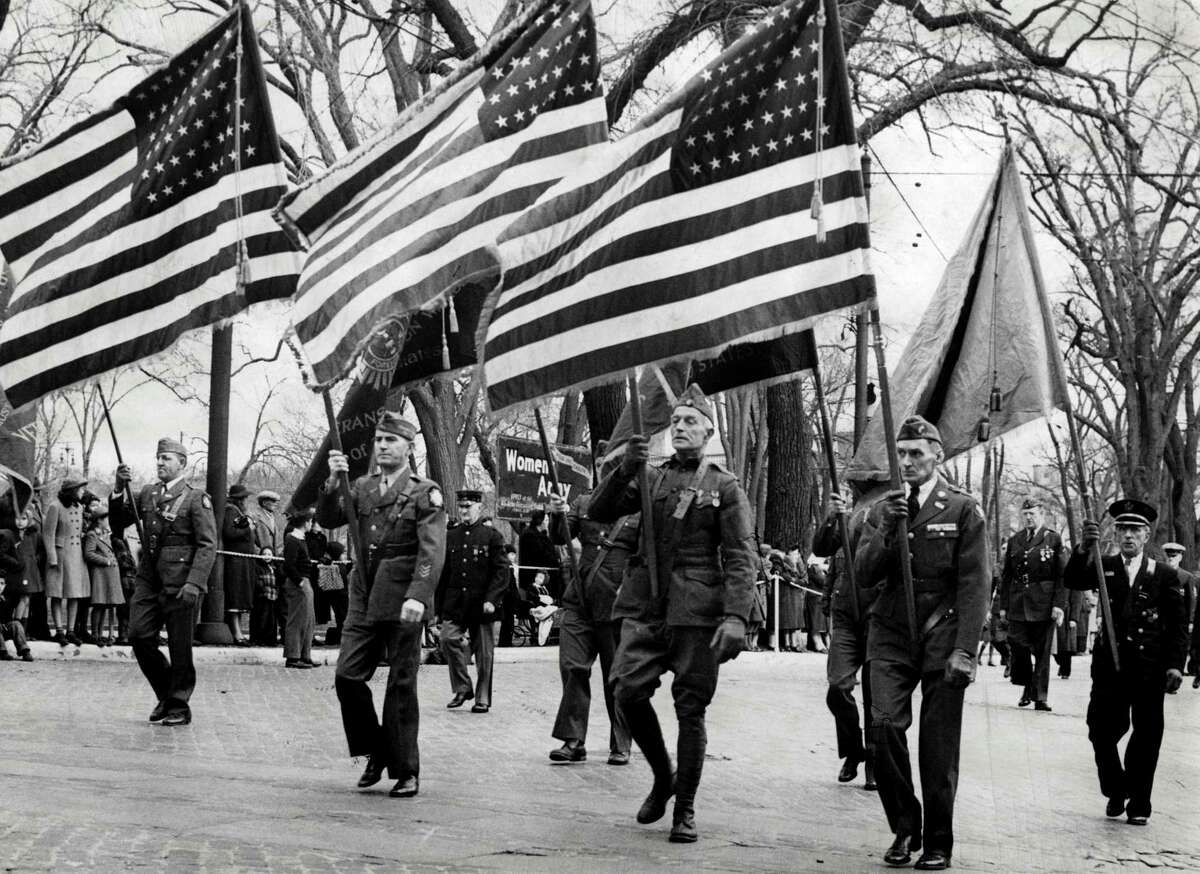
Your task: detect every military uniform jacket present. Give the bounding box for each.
[315,469,446,623]
[812,504,881,622]
[1000,526,1067,622]
[551,492,639,622]
[436,519,509,627]
[1064,551,1189,681]
[109,480,217,595]
[855,477,991,672]
[587,455,756,628]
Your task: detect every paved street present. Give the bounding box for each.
[1,643,1197,873]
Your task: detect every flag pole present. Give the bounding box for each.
[96,384,145,546]
[627,371,661,600]
[1062,404,1120,672]
[811,362,859,624]
[868,309,919,642]
[321,390,368,569]
[533,406,582,587]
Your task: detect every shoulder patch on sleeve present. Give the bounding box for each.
[428,488,443,508]
[201,494,212,509]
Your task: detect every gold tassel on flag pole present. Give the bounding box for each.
[441,303,451,371]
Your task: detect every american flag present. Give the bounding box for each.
[0,5,300,411]
[481,0,875,416]
[275,0,607,389]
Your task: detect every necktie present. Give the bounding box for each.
[379,477,390,496]
[1124,557,1136,580]
[907,483,921,522]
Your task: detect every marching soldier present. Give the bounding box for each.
[812,481,887,789]
[854,416,989,871]
[110,438,217,727]
[1066,500,1188,825]
[1000,497,1067,711]
[546,479,635,765]
[588,385,756,844]
[436,489,509,713]
[316,412,446,799]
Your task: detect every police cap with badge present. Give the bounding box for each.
[1107,498,1157,527]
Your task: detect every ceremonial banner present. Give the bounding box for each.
[495,435,591,521]
[481,0,873,416]
[0,5,299,411]
[848,146,1070,480]
[276,0,608,388]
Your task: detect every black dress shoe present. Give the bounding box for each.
[884,834,920,866]
[1105,797,1125,817]
[669,810,697,843]
[914,849,951,870]
[1193,676,1199,689]
[148,701,167,723]
[160,711,191,726]
[1034,702,1052,712]
[837,755,861,783]
[357,756,386,788]
[20,650,34,662]
[446,692,473,709]
[285,659,316,669]
[65,632,82,646]
[636,771,676,824]
[549,741,586,763]
[864,760,877,791]
[607,750,630,766]
[470,702,490,713]
[389,776,419,798]
[1018,696,1032,707]
[1126,814,1148,826]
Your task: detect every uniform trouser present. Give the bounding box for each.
[1054,652,1073,677]
[282,579,314,662]
[1008,618,1054,702]
[612,620,720,809]
[826,611,871,762]
[551,609,630,754]
[441,618,500,706]
[334,615,423,779]
[128,583,198,716]
[870,659,965,854]
[1086,671,1166,817]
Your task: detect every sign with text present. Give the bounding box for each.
[495,436,591,522]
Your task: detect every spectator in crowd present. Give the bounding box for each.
[980,574,1008,668]
[1160,543,1196,676]
[0,508,33,660]
[83,508,124,646]
[519,509,561,601]
[112,535,137,645]
[807,555,830,652]
[320,540,350,647]
[24,479,49,640]
[250,490,282,646]
[304,524,330,644]
[43,477,89,646]
[771,548,805,651]
[282,509,318,669]
[11,510,40,635]
[498,543,521,647]
[222,484,257,645]
[1055,579,1086,679]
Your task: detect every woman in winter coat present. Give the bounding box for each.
[222,484,258,644]
[42,478,89,646]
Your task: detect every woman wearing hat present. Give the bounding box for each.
[42,477,90,646]
[222,483,257,644]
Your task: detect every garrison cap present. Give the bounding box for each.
[376,411,417,441]
[1107,498,1156,527]
[256,490,280,504]
[1020,497,1041,510]
[896,415,941,444]
[1162,542,1185,554]
[457,489,484,503]
[673,383,715,426]
[156,437,188,459]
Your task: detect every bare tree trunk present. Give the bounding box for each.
[763,380,814,553]
[583,382,625,452]
[556,391,581,446]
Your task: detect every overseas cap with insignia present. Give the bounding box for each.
[896,415,941,444]
[1162,542,1185,554]
[457,489,484,503]
[674,383,715,426]
[156,437,188,459]
[1107,498,1156,527]
[1020,497,1041,510]
[376,411,417,441]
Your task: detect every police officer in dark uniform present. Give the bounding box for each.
[854,416,989,871]
[316,412,446,799]
[589,385,756,844]
[436,489,509,714]
[812,481,887,789]
[1000,497,1067,711]
[110,437,217,727]
[1066,500,1188,825]
[545,484,635,765]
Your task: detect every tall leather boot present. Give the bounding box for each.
[622,699,675,823]
[669,715,705,843]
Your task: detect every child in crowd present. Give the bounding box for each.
[83,509,124,646]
